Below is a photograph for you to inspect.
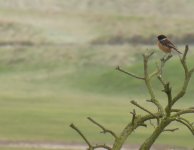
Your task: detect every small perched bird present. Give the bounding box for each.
[157,35,182,54]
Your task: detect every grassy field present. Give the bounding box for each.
[0,1,194,150]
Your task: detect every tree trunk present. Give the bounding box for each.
[112,123,134,150]
[139,119,170,150]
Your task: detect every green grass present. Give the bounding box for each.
[0,45,193,148]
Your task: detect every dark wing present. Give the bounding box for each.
[160,39,182,54]
[160,39,177,49]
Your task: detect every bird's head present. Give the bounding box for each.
[157,35,167,41]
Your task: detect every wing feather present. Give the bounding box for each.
[160,39,182,54]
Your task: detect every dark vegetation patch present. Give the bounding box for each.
[91,33,194,45]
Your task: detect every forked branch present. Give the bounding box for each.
[143,53,164,115]
[71,45,194,150]
[88,117,118,139]
[172,45,194,106]
[70,124,92,148]
[70,123,112,150]
[175,117,194,135]
[131,100,157,118]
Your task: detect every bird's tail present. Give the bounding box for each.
[172,48,183,59]
[172,48,182,56]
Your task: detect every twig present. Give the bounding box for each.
[70,124,92,148]
[163,128,179,132]
[161,54,173,66]
[182,45,189,60]
[150,54,172,80]
[157,54,172,85]
[93,144,112,150]
[172,45,194,106]
[70,124,112,150]
[172,108,194,117]
[130,109,136,125]
[175,118,194,135]
[116,66,145,80]
[143,53,164,115]
[171,108,181,112]
[157,75,166,87]
[87,117,118,139]
[145,51,155,58]
[163,82,172,116]
[155,55,173,116]
[130,100,157,118]
[143,54,156,100]
[149,120,156,129]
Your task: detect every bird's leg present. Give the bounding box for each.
[160,54,167,62]
[161,53,172,62]
[168,53,173,57]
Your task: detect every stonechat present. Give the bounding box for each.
[157,35,182,54]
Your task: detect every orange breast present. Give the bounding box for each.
[157,41,171,53]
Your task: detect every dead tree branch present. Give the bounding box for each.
[87,117,118,139]
[70,124,93,148]
[130,109,136,125]
[71,45,194,150]
[131,100,157,118]
[172,108,194,117]
[70,123,112,150]
[175,118,194,135]
[163,128,179,132]
[115,66,144,80]
[93,144,112,150]
[143,53,164,115]
[172,45,194,106]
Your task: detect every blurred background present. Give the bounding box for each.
[0,0,194,150]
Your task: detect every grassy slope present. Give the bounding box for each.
[0,1,193,149]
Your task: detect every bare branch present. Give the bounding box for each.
[150,54,172,80]
[149,70,158,80]
[70,124,92,148]
[172,45,193,106]
[116,66,145,80]
[93,144,112,150]
[163,82,172,116]
[163,128,179,132]
[156,55,173,105]
[171,108,181,112]
[149,120,156,129]
[157,75,166,87]
[172,108,194,117]
[189,67,194,74]
[143,53,164,115]
[182,45,189,61]
[131,100,157,118]
[175,118,194,135]
[144,51,155,58]
[161,54,173,64]
[143,54,155,99]
[87,117,118,139]
[130,109,136,125]
[155,55,173,116]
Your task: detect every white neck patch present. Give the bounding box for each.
[160,38,167,41]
